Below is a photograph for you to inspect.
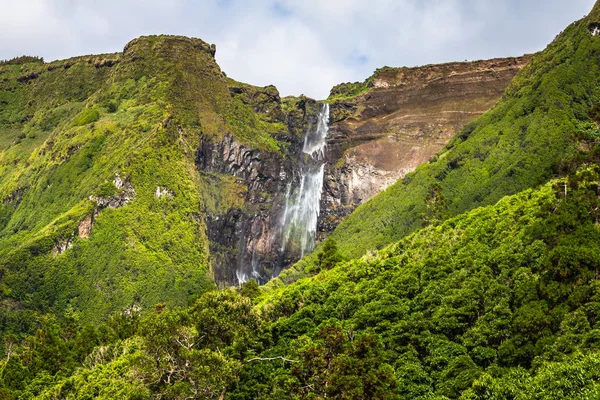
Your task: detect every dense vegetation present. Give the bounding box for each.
[274,6,600,283]
[326,79,372,102]
[2,1,600,398]
[0,36,294,341]
[0,56,44,66]
[3,170,600,399]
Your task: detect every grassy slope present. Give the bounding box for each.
[0,36,289,329]
[274,7,600,282]
[10,168,600,399]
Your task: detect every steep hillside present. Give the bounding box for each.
[245,172,600,399]
[280,4,600,277]
[0,37,532,303]
[3,167,600,399]
[2,1,600,398]
[319,56,530,235]
[0,35,303,329]
[203,54,530,284]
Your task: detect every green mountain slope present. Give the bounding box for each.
[0,35,289,331]
[289,3,600,269]
[4,167,600,399]
[248,172,600,398]
[3,2,600,398]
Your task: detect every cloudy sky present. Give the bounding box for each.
[0,0,595,99]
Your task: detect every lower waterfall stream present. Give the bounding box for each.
[234,103,330,285]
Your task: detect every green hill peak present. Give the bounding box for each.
[589,0,600,21]
[123,35,217,59]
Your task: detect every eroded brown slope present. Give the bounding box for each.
[319,55,532,234]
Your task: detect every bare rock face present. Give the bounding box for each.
[53,211,97,257]
[198,132,290,284]
[52,237,73,257]
[155,186,174,199]
[89,173,136,209]
[198,133,303,285]
[197,93,321,286]
[78,215,94,239]
[318,56,531,238]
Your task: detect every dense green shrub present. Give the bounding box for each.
[4,174,600,398]
[71,107,100,126]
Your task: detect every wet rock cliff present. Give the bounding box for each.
[197,84,323,286]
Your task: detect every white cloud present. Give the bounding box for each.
[0,0,595,98]
[216,11,355,97]
[0,0,74,53]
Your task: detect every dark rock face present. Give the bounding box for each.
[197,133,285,198]
[89,173,136,209]
[197,133,291,284]
[197,96,321,286]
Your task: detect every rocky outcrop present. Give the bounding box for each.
[318,56,531,238]
[52,237,73,257]
[78,214,94,239]
[123,35,217,60]
[89,173,136,209]
[155,186,174,199]
[197,92,322,286]
[198,133,288,199]
[52,211,97,257]
[198,133,294,285]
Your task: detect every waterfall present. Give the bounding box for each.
[281,103,330,257]
[303,103,330,159]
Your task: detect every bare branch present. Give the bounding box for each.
[245,356,298,363]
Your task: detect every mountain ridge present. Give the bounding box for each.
[2,1,600,398]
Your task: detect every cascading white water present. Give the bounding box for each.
[303,103,330,159]
[237,225,264,286]
[281,103,329,257]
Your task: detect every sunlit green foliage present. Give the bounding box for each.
[0,35,292,342]
[4,173,600,398]
[2,3,600,398]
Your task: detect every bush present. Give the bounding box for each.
[96,181,118,197]
[105,100,118,113]
[0,56,44,66]
[71,108,100,126]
